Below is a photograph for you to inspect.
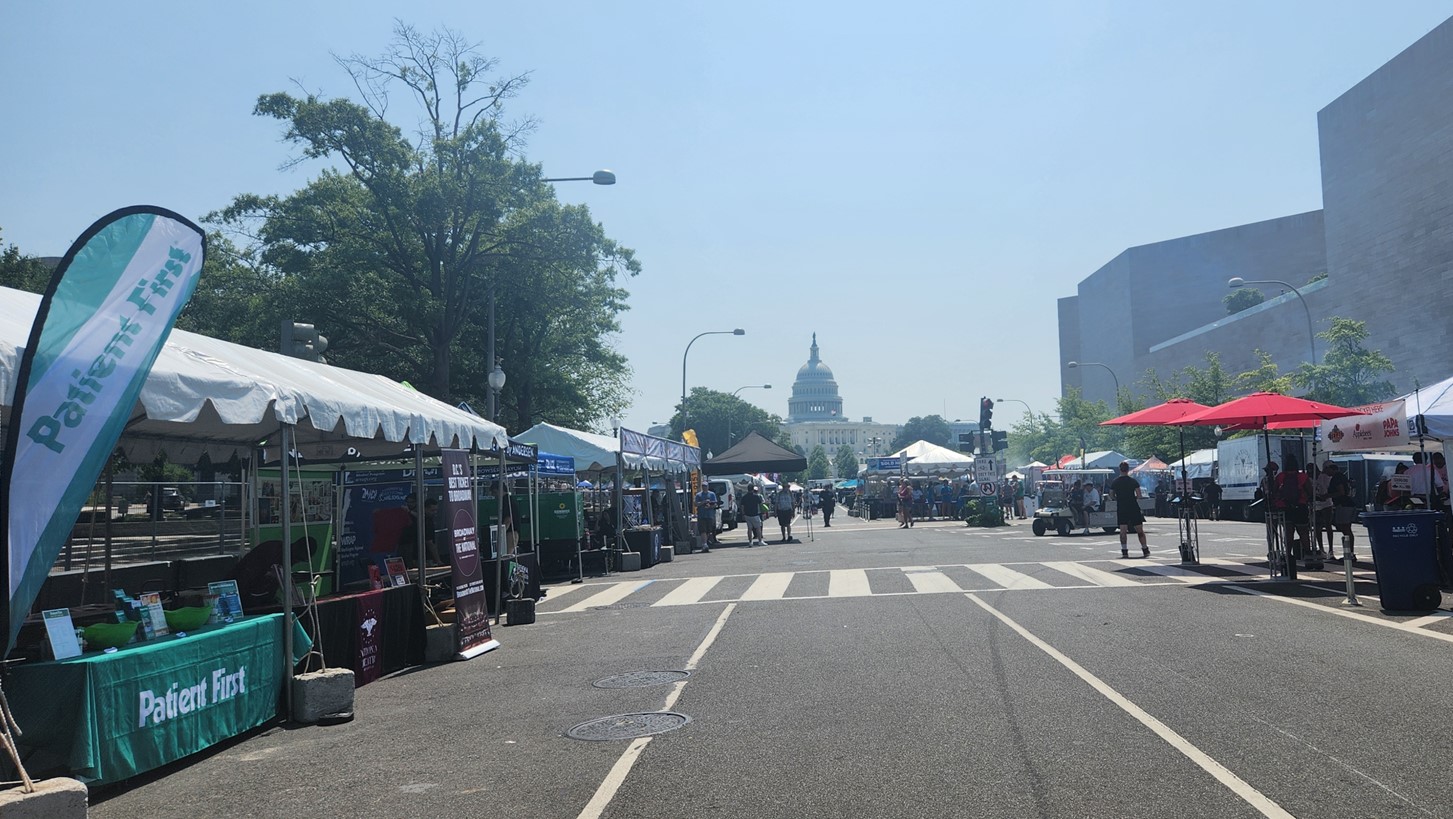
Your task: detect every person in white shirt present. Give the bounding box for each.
[1082,483,1101,532]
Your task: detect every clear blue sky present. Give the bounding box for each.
[3,2,1450,436]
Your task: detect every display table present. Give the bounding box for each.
[310,584,426,685]
[623,528,662,568]
[5,614,286,786]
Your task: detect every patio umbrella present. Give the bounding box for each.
[1101,398,1213,493]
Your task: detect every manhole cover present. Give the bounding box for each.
[592,670,690,689]
[566,712,692,741]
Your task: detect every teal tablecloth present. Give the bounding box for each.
[7,614,286,786]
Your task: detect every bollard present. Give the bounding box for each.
[1341,533,1361,607]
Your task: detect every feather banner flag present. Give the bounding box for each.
[0,206,206,653]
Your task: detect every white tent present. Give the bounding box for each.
[889,440,975,474]
[1401,378,1453,441]
[1058,450,1127,470]
[0,286,507,460]
[1166,448,1217,480]
[514,422,666,473]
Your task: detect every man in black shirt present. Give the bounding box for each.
[1111,461,1149,559]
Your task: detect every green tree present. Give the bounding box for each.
[1236,350,1295,395]
[668,388,786,457]
[834,444,859,479]
[1008,389,1115,466]
[890,415,953,452]
[0,230,53,294]
[806,445,830,480]
[1224,288,1265,315]
[1293,317,1396,407]
[1122,352,1235,460]
[210,24,637,431]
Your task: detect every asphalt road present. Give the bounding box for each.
[92,513,1453,818]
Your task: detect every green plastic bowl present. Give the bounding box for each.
[164,606,212,632]
[83,621,139,650]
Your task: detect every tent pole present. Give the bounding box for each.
[414,447,427,589]
[612,453,623,577]
[494,448,507,625]
[280,423,295,720]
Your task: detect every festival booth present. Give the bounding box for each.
[618,427,700,565]
[0,274,509,787]
[515,422,671,572]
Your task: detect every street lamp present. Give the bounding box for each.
[1067,361,1120,402]
[1228,276,1317,366]
[486,171,617,423]
[733,384,771,397]
[542,170,616,185]
[996,398,1036,423]
[681,329,746,427]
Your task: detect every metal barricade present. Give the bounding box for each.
[1264,511,1293,580]
[1177,501,1200,565]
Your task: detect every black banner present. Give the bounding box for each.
[442,450,496,658]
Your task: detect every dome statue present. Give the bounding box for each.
[788,333,845,422]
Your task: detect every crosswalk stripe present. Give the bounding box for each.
[1135,564,1224,584]
[538,582,590,602]
[654,576,723,607]
[966,563,1055,590]
[739,572,794,600]
[829,569,872,597]
[559,580,653,612]
[1196,558,1267,575]
[1043,561,1139,587]
[905,570,963,594]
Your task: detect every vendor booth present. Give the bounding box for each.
[0,281,509,786]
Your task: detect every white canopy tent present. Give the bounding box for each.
[1058,450,1128,471]
[889,440,975,474]
[514,422,669,473]
[0,286,509,460]
[1166,448,1217,481]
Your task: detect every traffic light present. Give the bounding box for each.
[957,432,974,453]
[992,430,1007,452]
[979,397,994,430]
[281,320,328,363]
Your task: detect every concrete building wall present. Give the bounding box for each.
[1318,16,1453,393]
[1061,213,1326,405]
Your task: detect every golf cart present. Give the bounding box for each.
[1031,468,1119,536]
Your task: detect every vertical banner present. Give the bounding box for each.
[0,206,205,653]
[354,590,385,685]
[441,450,496,658]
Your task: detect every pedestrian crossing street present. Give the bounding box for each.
[536,557,1274,614]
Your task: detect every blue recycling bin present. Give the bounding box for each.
[1361,510,1443,611]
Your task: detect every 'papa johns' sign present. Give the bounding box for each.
[138,663,248,727]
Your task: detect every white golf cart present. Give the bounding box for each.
[1031,468,1121,536]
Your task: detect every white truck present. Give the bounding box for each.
[1216,434,1313,521]
[705,478,740,531]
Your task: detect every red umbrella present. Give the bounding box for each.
[1101,398,1214,492]
[1101,397,1212,427]
[1178,392,1358,428]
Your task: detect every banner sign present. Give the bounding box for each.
[866,457,902,472]
[0,207,205,653]
[441,449,496,658]
[1319,399,1409,452]
[354,590,385,685]
[619,427,700,466]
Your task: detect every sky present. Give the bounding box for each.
[3,2,1451,435]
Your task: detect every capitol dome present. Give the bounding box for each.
[788,333,844,422]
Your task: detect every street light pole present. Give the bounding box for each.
[1228,277,1317,366]
[996,398,1036,424]
[681,329,746,428]
[733,384,772,397]
[542,170,616,185]
[1067,361,1120,404]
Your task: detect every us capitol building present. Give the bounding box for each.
[783,334,900,460]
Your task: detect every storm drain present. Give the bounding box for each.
[566,712,692,741]
[593,670,691,689]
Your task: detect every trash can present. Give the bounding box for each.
[1361,510,1443,611]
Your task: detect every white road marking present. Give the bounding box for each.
[1043,561,1139,587]
[558,581,653,613]
[1392,612,1453,629]
[966,594,1295,819]
[828,569,873,597]
[966,563,1054,590]
[538,582,591,602]
[576,603,736,819]
[904,570,963,594]
[739,571,794,600]
[1225,585,1453,645]
[653,577,723,607]
[1136,564,1225,584]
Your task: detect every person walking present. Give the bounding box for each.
[694,484,720,553]
[819,488,836,527]
[1111,461,1149,558]
[1203,477,1222,521]
[774,486,797,543]
[897,479,914,528]
[741,485,765,546]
